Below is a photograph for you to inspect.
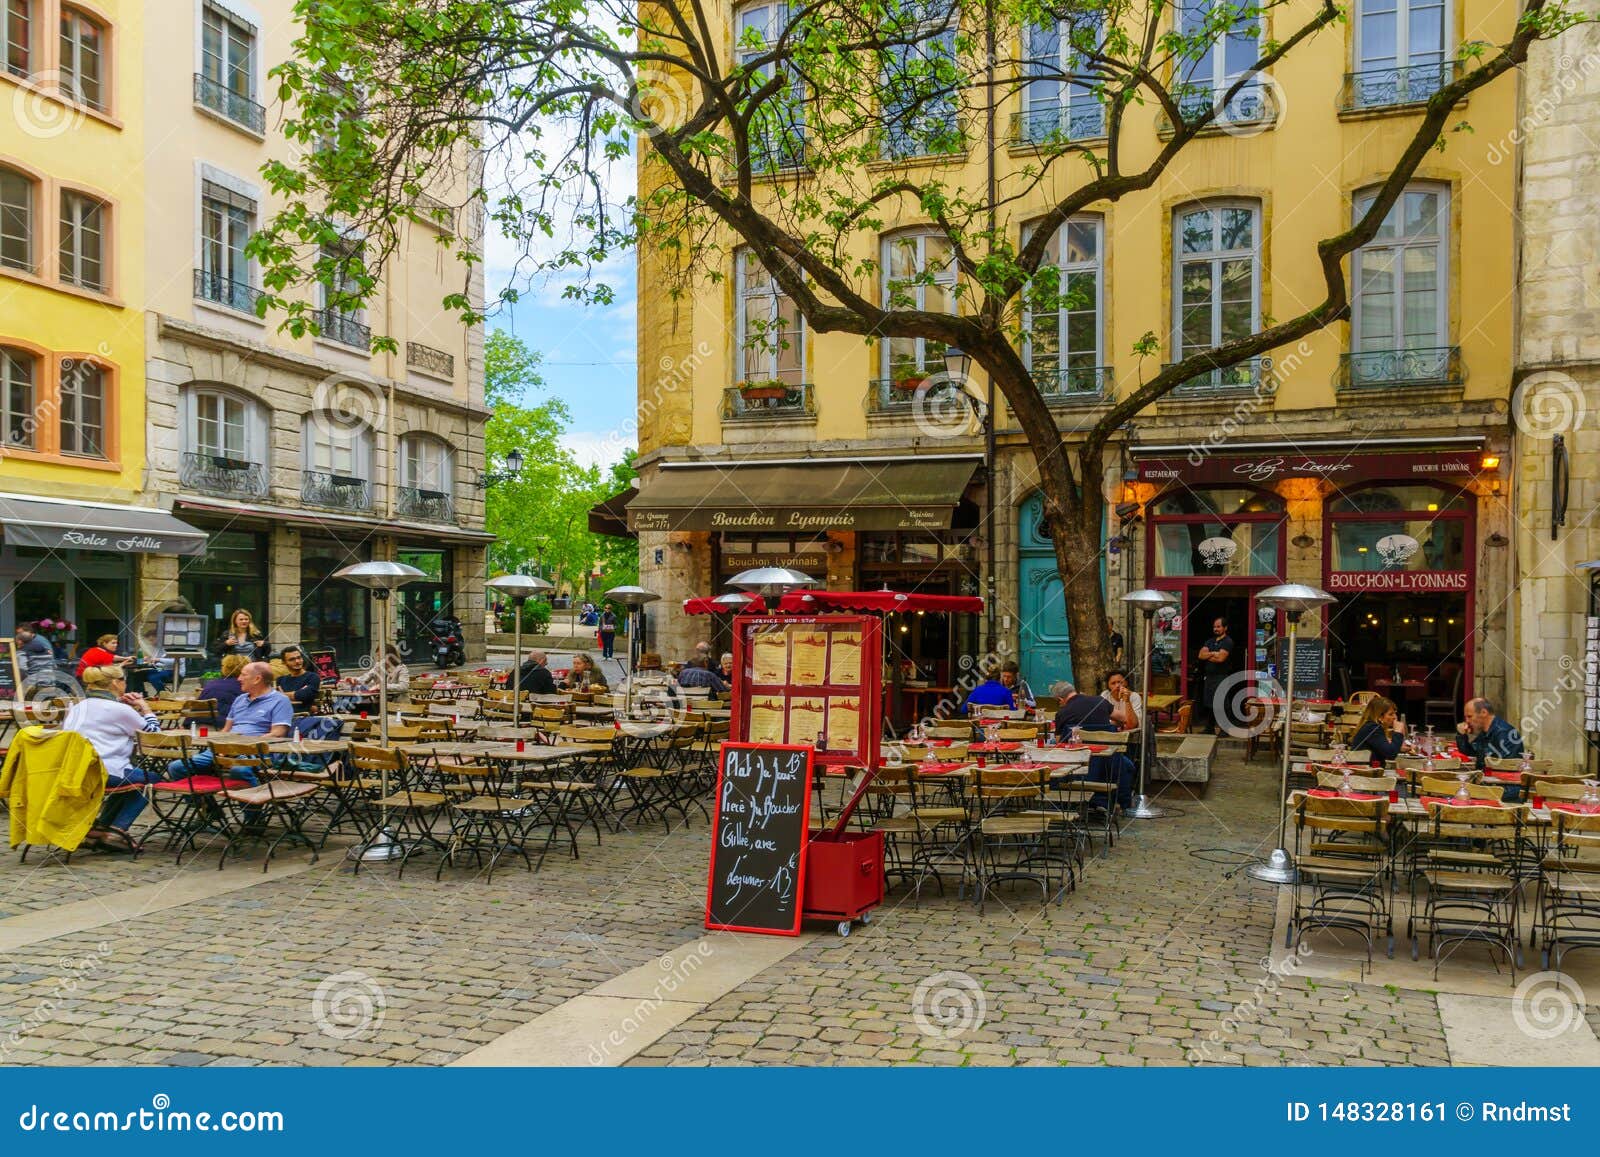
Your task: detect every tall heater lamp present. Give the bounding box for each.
[487,573,554,729]
[1120,588,1181,819]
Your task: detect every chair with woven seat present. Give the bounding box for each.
[216,766,325,871]
[349,746,449,876]
[1410,803,1525,976]
[1289,793,1392,966]
[142,734,252,863]
[434,761,544,881]
[970,765,1064,912]
[1533,810,1600,973]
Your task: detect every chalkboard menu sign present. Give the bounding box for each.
[309,649,340,683]
[705,742,814,936]
[1277,637,1327,696]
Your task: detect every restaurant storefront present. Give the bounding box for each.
[1131,439,1496,716]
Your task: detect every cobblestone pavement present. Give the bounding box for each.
[0,748,1526,1066]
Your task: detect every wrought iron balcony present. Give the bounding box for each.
[406,341,454,379]
[750,131,808,172]
[1164,357,1266,396]
[1338,346,1462,389]
[301,470,373,511]
[193,268,264,315]
[397,485,455,522]
[1339,62,1457,113]
[179,451,269,498]
[1032,364,1112,402]
[1172,82,1279,129]
[193,72,266,133]
[313,308,371,350]
[869,376,967,414]
[1009,101,1105,145]
[722,382,815,421]
[880,111,966,160]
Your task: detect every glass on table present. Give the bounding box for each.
[1455,772,1471,802]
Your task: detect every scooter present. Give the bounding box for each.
[428,616,465,668]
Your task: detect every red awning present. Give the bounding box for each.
[777,590,984,614]
[682,595,769,615]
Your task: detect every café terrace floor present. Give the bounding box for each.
[0,747,1597,1067]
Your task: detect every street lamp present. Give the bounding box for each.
[474,447,524,489]
[487,572,553,729]
[943,345,972,385]
[1120,588,1180,820]
[336,559,425,862]
[1246,582,1338,885]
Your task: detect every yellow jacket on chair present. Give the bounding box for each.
[0,727,106,851]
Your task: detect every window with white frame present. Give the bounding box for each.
[58,189,105,291]
[735,249,805,387]
[1349,184,1451,384]
[1174,201,1260,385]
[304,413,370,479]
[1351,0,1449,106]
[881,0,961,158]
[59,6,104,110]
[3,0,31,79]
[199,180,256,309]
[0,165,33,272]
[1176,0,1267,121]
[881,230,956,380]
[58,358,104,457]
[185,386,264,461]
[1,345,35,449]
[1021,13,1105,142]
[1025,216,1104,395]
[735,1,806,169]
[401,434,453,493]
[317,240,369,347]
[198,2,263,130]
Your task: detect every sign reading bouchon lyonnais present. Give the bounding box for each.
[1325,570,1470,593]
[630,506,950,533]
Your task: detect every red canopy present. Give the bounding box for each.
[777,590,983,614]
[682,595,768,615]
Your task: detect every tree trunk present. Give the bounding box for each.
[980,342,1113,694]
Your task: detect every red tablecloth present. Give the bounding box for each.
[1548,802,1600,815]
[969,741,1023,754]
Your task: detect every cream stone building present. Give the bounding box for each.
[633,1,1518,724]
[1508,4,1600,765]
[138,0,490,668]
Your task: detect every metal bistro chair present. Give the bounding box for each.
[1533,809,1600,974]
[1289,792,1393,966]
[971,764,1067,912]
[436,757,544,881]
[141,733,251,863]
[1411,802,1526,977]
[215,745,325,872]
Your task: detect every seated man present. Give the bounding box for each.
[514,649,558,695]
[677,656,729,694]
[167,661,293,786]
[1051,681,1134,810]
[276,645,322,711]
[1455,696,1525,768]
[964,667,1015,713]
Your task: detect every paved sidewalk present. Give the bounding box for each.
[1,749,1581,1066]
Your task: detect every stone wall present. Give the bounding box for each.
[1510,4,1600,763]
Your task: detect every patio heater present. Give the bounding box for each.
[1245,582,1338,885]
[335,559,425,861]
[487,573,553,729]
[728,566,819,599]
[710,592,756,610]
[1120,588,1180,820]
[604,584,661,715]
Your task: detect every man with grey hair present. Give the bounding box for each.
[1455,696,1524,768]
[166,660,291,783]
[515,648,557,695]
[1051,677,1135,812]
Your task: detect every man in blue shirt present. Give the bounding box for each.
[169,662,293,783]
[1455,696,1524,768]
[677,657,729,694]
[964,667,1016,712]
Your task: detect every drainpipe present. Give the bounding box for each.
[983,0,997,659]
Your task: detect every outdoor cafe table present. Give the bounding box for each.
[187,735,351,756]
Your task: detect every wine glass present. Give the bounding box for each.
[1583,780,1599,811]
[1069,726,1082,747]
[1339,766,1354,796]
[984,722,1001,746]
[1331,742,1347,768]
[1455,772,1471,802]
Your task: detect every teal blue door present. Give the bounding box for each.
[1018,493,1074,694]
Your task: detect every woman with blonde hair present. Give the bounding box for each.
[214,608,269,661]
[1348,695,1406,766]
[63,665,162,850]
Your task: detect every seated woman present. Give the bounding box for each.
[334,645,408,712]
[74,633,130,680]
[199,653,248,725]
[1348,695,1405,767]
[563,651,607,691]
[62,665,163,852]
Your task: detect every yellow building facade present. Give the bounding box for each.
[0,0,170,651]
[635,0,1516,719]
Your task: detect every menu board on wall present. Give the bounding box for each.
[732,615,882,768]
[1585,616,1600,732]
[1276,637,1327,697]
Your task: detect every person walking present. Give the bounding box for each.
[598,605,617,660]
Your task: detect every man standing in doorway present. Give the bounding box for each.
[1196,617,1234,736]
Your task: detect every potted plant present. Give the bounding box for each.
[737,378,789,401]
[891,368,927,392]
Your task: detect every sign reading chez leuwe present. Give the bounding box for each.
[1325,570,1470,593]
[1135,450,1482,486]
